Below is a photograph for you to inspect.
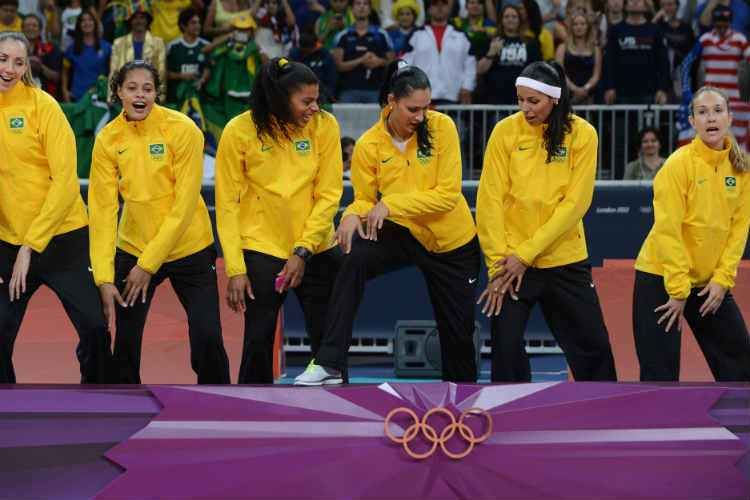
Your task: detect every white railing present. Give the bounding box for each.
[331,104,681,181]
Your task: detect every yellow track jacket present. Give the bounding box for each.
[344,109,476,253]
[89,105,213,285]
[636,136,750,299]
[0,83,87,252]
[215,110,343,278]
[476,111,598,275]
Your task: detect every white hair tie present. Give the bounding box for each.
[515,77,562,99]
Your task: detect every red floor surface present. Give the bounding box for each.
[11,260,750,383]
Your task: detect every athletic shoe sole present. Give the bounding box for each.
[294,377,344,386]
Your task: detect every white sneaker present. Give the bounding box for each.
[294,360,343,386]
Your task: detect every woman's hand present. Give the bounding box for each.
[122,265,152,306]
[655,297,686,332]
[278,255,305,293]
[99,283,126,333]
[227,274,254,313]
[492,254,527,300]
[698,282,726,317]
[487,37,503,58]
[9,246,32,302]
[477,276,505,317]
[365,201,390,241]
[335,214,366,254]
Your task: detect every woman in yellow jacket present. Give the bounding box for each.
[215,58,344,384]
[295,62,481,386]
[476,61,616,382]
[89,61,230,384]
[0,32,110,383]
[633,86,750,382]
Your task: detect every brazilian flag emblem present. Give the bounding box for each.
[725,176,737,190]
[9,117,24,131]
[295,139,311,155]
[149,143,166,159]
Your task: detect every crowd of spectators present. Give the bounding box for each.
[2,0,750,178]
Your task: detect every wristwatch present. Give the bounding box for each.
[293,246,313,262]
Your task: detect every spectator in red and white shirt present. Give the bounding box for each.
[680,5,750,148]
[401,0,476,104]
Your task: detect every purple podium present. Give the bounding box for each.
[1,383,748,499]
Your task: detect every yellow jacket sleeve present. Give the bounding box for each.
[515,127,597,266]
[294,118,343,251]
[342,141,378,219]
[136,123,205,273]
[89,136,121,286]
[215,124,248,277]
[652,160,692,299]
[22,99,81,253]
[476,125,510,278]
[381,117,461,217]
[712,175,750,289]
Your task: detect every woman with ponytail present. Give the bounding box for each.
[633,86,750,382]
[216,57,344,384]
[476,60,617,382]
[295,61,480,386]
[0,32,111,384]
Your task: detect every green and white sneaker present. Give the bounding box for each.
[294,360,343,386]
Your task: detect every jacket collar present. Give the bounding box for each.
[0,81,31,106]
[377,106,416,144]
[117,103,165,134]
[692,135,730,168]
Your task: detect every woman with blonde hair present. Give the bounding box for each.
[0,32,111,383]
[555,11,600,104]
[633,86,750,381]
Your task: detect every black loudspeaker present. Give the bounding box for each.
[394,321,482,378]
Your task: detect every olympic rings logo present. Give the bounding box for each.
[384,407,493,460]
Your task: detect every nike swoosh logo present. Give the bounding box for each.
[697,179,707,185]
[382,157,393,163]
[261,146,273,152]
[518,146,532,151]
[468,278,477,284]
[117,149,127,155]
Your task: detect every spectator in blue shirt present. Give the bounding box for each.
[62,10,112,102]
[332,0,394,103]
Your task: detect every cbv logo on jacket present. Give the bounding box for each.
[416,148,432,165]
[551,146,568,162]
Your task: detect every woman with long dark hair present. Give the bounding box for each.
[0,32,111,383]
[476,60,617,382]
[89,61,230,384]
[215,57,344,384]
[633,86,750,381]
[62,10,111,102]
[295,61,481,386]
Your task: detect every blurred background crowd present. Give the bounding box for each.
[2,0,749,179]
